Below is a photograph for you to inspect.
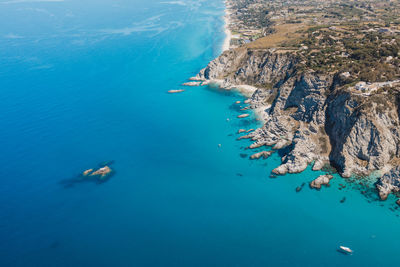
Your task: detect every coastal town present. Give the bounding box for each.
[225,0,400,50]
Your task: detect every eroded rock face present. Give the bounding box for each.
[310,174,334,189]
[196,48,297,87]
[197,48,400,192]
[326,93,400,177]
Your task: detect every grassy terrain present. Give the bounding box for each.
[245,23,307,49]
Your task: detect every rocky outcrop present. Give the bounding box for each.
[310,174,334,189]
[197,47,400,199]
[90,166,112,178]
[168,89,185,94]
[237,114,250,118]
[376,167,400,200]
[182,82,201,86]
[250,151,273,160]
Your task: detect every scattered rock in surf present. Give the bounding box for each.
[235,101,241,104]
[182,81,201,86]
[168,89,185,94]
[250,151,272,160]
[269,174,277,178]
[247,129,255,133]
[238,129,246,134]
[396,199,400,206]
[237,114,249,118]
[310,174,334,189]
[218,144,222,148]
[340,197,346,203]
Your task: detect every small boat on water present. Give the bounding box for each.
[339,246,353,254]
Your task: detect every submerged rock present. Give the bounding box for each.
[168,89,185,94]
[310,174,334,189]
[182,81,201,86]
[237,114,250,118]
[296,182,306,192]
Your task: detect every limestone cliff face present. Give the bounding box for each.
[326,92,400,178]
[197,48,297,87]
[197,48,400,198]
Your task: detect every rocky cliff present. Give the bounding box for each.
[195,47,400,200]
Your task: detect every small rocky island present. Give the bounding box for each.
[191,0,400,204]
[83,166,112,180]
[60,163,114,188]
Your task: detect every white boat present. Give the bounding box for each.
[339,246,353,254]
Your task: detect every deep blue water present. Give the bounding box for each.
[1,0,400,266]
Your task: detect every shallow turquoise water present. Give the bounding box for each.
[0,0,399,266]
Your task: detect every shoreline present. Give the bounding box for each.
[222,0,231,52]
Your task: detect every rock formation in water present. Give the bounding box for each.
[376,167,400,200]
[310,174,334,189]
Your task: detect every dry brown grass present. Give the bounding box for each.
[246,23,308,49]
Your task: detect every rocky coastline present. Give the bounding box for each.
[187,0,400,204]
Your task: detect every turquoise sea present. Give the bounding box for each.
[1,0,400,266]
